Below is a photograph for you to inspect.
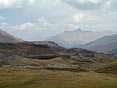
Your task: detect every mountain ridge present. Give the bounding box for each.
[0,29,24,43]
[83,34,117,56]
[47,28,115,48]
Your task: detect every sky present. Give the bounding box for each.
[0,0,117,41]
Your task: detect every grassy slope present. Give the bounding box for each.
[15,57,69,66]
[0,67,117,88]
[5,56,117,72]
[0,57,117,88]
[0,48,117,88]
[96,63,117,75]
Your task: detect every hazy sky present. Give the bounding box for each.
[0,0,117,41]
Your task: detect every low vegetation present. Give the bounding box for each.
[96,63,117,75]
[0,67,117,88]
[0,41,117,88]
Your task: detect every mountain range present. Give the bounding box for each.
[48,28,115,48]
[83,34,117,56]
[0,28,117,57]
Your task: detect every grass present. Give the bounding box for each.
[14,57,70,66]
[96,63,117,75]
[72,59,94,65]
[0,67,117,88]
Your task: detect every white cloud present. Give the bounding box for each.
[37,17,50,25]
[0,0,35,8]
[62,0,117,10]
[71,12,117,32]
[0,0,15,8]
[1,0,116,10]
[62,0,107,10]
[104,0,117,9]
[73,13,86,21]
[13,22,34,30]
[0,16,5,20]
[35,16,77,31]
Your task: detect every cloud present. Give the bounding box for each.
[62,0,117,10]
[104,0,117,9]
[37,17,50,25]
[72,13,86,21]
[0,16,5,20]
[35,16,77,31]
[71,12,117,32]
[62,0,107,10]
[13,22,34,30]
[0,0,35,8]
[0,0,117,41]
[0,0,15,8]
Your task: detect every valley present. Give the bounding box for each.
[0,0,117,87]
[0,29,117,88]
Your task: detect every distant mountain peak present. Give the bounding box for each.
[73,28,92,33]
[63,30,69,33]
[63,28,83,33]
[75,28,83,31]
[48,28,115,48]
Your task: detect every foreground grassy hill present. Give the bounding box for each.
[96,63,117,75]
[0,67,117,88]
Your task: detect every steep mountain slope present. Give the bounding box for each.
[83,34,117,55]
[0,29,23,43]
[48,28,114,48]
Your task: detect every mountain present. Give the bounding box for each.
[0,29,23,43]
[0,41,115,68]
[83,34,117,55]
[47,28,114,48]
[0,41,73,59]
